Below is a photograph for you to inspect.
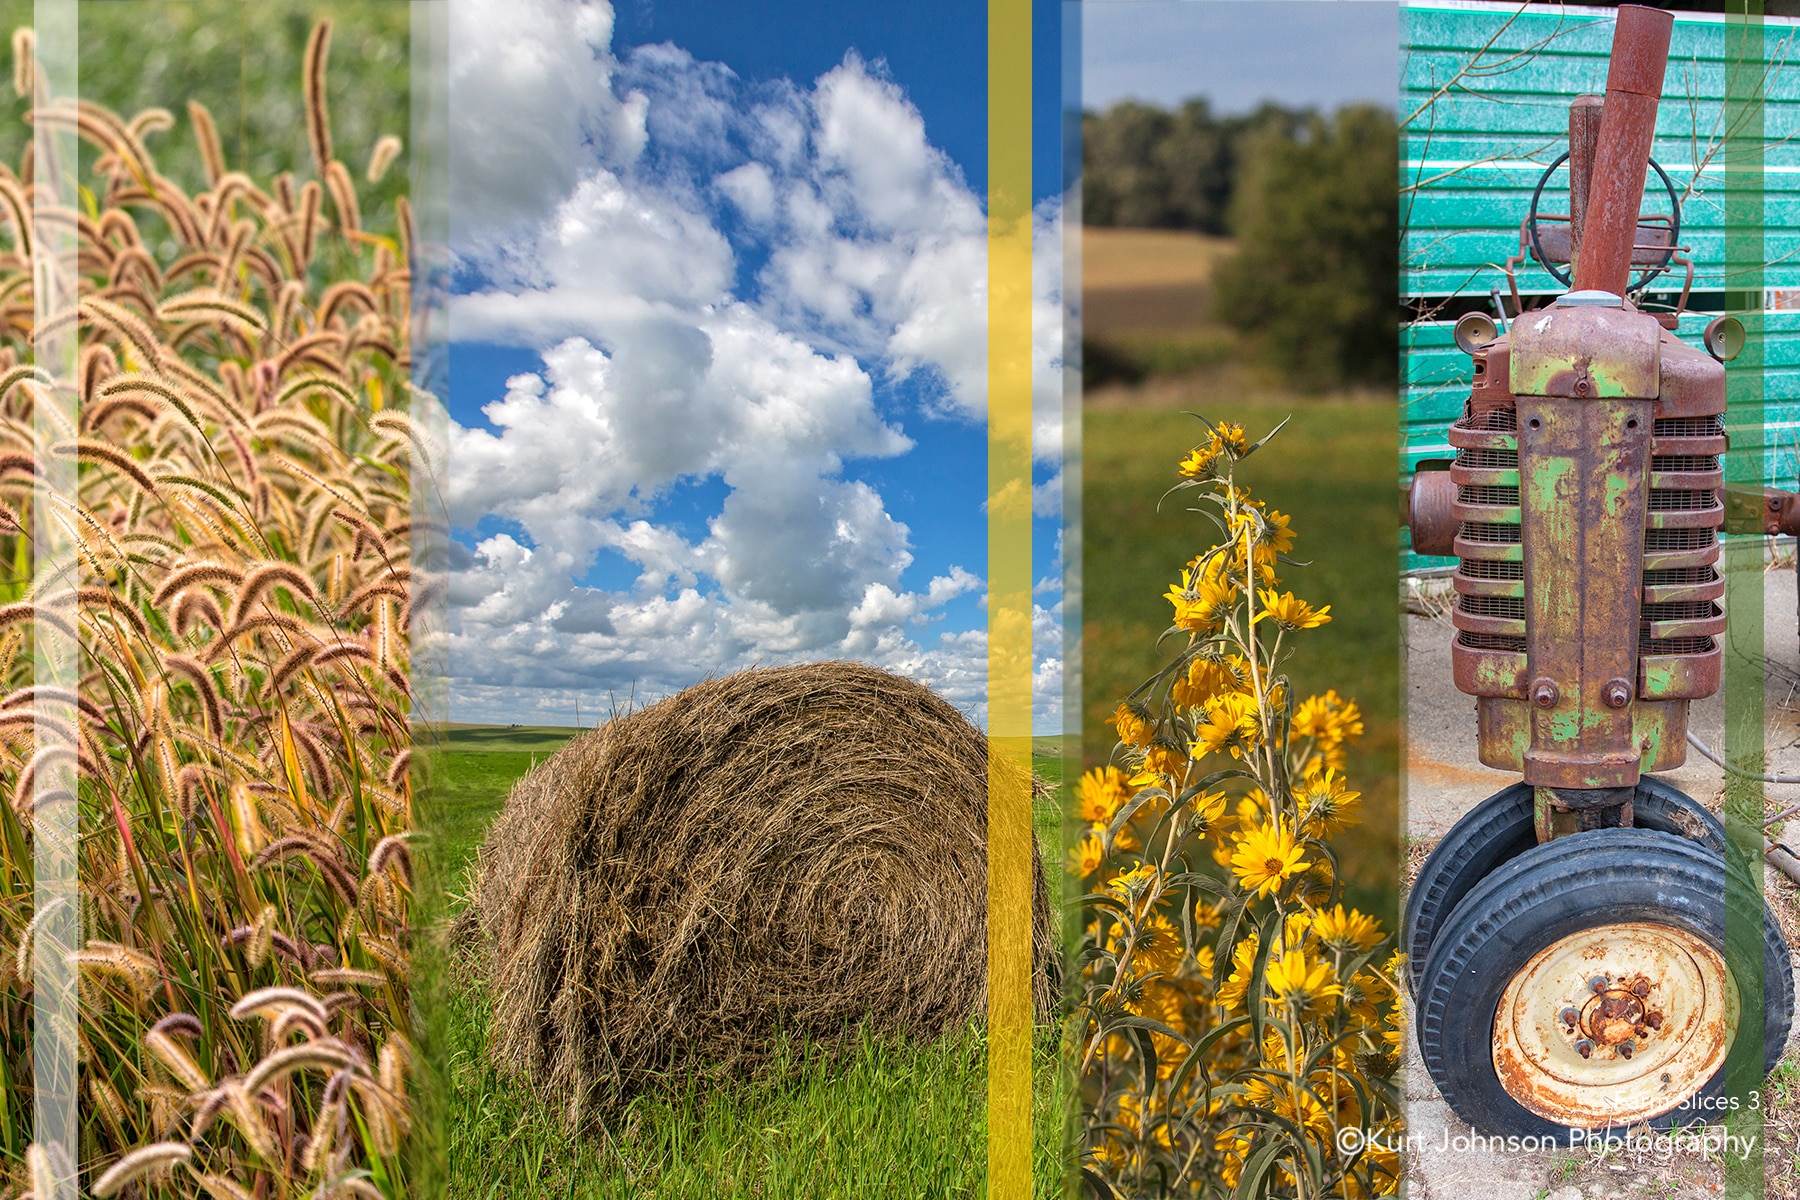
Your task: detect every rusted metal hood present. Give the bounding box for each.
[1509,293,1661,400]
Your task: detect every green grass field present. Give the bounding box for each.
[1081,397,1402,919]
[436,725,1072,1198]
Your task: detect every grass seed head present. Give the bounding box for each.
[91,1141,192,1198]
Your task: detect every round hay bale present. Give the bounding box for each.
[470,660,1055,1116]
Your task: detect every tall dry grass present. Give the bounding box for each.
[0,20,428,1198]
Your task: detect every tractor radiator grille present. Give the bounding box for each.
[1645,527,1716,552]
[1651,454,1720,472]
[1641,600,1720,622]
[1458,631,1527,652]
[1458,594,1526,619]
[1458,484,1519,506]
[1447,399,1725,699]
[1460,522,1521,544]
[1643,566,1718,587]
[1456,447,1519,470]
[1640,634,1716,655]
[1647,488,1717,512]
[1653,415,1725,438]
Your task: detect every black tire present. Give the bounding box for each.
[1415,827,1793,1138]
[1404,776,1724,995]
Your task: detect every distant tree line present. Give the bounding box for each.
[1082,99,1307,235]
[1084,98,1398,390]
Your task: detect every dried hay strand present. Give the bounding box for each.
[470,659,1056,1119]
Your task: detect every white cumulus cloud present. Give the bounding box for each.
[444,0,1065,729]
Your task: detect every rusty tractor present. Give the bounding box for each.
[1403,5,1793,1138]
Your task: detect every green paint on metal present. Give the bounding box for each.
[1476,698,1533,770]
[1471,658,1524,693]
[1602,471,1631,517]
[1722,5,1767,1179]
[1529,456,1573,508]
[1514,395,1652,790]
[1629,704,1675,771]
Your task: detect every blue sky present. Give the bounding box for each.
[445,0,1067,729]
[1082,1,1399,115]
[610,0,1068,202]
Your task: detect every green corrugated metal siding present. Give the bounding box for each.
[1404,165,1800,297]
[1401,1,1800,569]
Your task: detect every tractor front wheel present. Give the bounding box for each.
[1415,827,1792,1137]
[1404,777,1723,996]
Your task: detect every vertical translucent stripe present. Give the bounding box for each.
[28,2,76,1195]
[1722,4,1767,1195]
[1396,5,1415,917]
[408,3,448,729]
[406,2,450,1193]
[1058,1,1082,886]
[988,0,1033,1193]
[1056,0,1084,1174]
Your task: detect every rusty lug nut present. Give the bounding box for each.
[1645,1011,1663,1030]
[1560,1007,1582,1026]
[1619,1041,1634,1059]
[1603,679,1632,709]
[1532,679,1560,708]
[1630,978,1651,998]
[1575,1038,1595,1059]
[1589,976,1609,994]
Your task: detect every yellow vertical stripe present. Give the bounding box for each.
[988,0,1033,1195]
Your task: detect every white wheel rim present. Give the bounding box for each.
[1492,921,1736,1126]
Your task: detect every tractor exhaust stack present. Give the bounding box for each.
[1574,5,1674,296]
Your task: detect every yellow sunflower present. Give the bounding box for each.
[1188,788,1228,836]
[1068,831,1104,878]
[1191,691,1262,760]
[1163,558,1237,634]
[1173,651,1252,709]
[1177,444,1218,479]
[1215,933,1260,1010]
[1260,508,1296,555]
[1228,819,1310,898]
[1297,769,1363,838]
[1265,947,1344,1017]
[1131,911,1186,975]
[1311,903,1384,953]
[1078,765,1133,824]
[1105,862,1157,902]
[1211,420,1249,457]
[1253,588,1331,630]
[1109,702,1154,749]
